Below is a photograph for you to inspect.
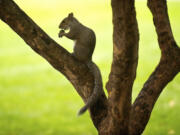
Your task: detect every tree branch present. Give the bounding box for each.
[130,0,180,134]
[0,0,108,130]
[106,0,139,134]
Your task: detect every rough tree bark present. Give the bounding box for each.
[129,0,180,134]
[0,0,179,135]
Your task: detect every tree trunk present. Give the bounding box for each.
[0,0,179,135]
[106,0,139,134]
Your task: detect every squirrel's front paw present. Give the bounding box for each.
[58,30,65,38]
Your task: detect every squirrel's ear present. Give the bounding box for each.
[68,12,74,18]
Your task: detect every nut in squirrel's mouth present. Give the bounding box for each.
[61,27,70,34]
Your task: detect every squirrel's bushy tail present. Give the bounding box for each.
[78,61,103,116]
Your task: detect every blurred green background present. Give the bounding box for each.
[0,0,180,135]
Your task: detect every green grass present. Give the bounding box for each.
[0,0,180,135]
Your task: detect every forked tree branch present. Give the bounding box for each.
[0,0,179,135]
[0,0,108,130]
[130,0,180,134]
[105,0,139,134]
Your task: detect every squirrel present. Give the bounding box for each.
[58,13,103,115]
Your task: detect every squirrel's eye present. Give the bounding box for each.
[62,20,65,23]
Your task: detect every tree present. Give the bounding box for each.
[0,0,179,134]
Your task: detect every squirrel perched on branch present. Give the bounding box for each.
[58,13,103,115]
